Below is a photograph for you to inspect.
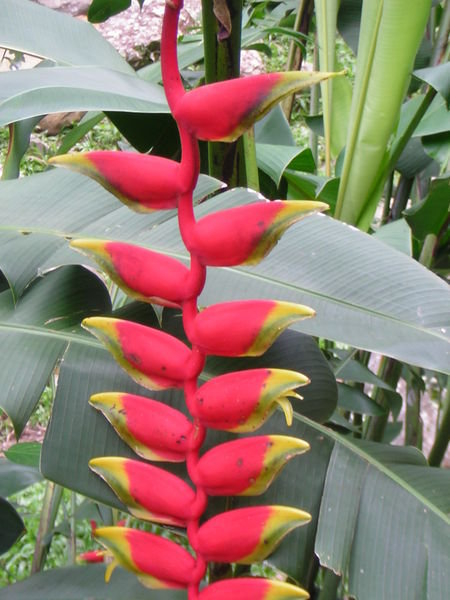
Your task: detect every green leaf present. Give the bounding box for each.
[0,66,168,127]
[404,175,450,239]
[373,219,412,256]
[413,94,450,137]
[1,116,42,180]
[285,170,339,212]
[256,144,315,186]
[88,0,132,24]
[0,459,42,497]
[0,564,186,599]
[0,266,111,436]
[0,0,131,74]
[337,0,361,54]
[335,0,432,229]
[0,171,448,373]
[414,62,450,105]
[313,426,450,599]
[337,383,386,416]
[4,442,41,468]
[0,497,25,555]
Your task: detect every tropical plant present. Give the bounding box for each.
[0,0,449,599]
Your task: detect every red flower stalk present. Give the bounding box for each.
[51,0,337,597]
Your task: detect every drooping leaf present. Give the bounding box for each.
[404,175,450,239]
[0,497,25,554]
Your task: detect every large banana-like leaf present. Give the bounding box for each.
[0,266,111,436]
[0,169,448,373]
[335,0,432,229]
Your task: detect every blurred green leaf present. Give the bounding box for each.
[373,219,412,256]
[0,459,42,497]
[337,383,386,415]
[414,62,450,105]
[4,442,41,468]
[88,0,131,23]
[404,175,450,239]
[0,497,25,555]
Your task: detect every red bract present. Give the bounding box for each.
[196,505,311,563]
[184,200,328,267]
[196,435,309,496]
[173,71,340,142]
[198,578,309,600]
[94,526,195,589]
[71,239,200,307]
[89,457,200,526]
[89,392,193,462]
[49,151,185,212]
[186,300,315,357]
[82,317,203,389]
[193,368,309,431]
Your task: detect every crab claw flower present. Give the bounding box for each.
[89,457,198,527]
[194,368,309,432]
[49,151,183,212]
[197,435,309,496]
[186,301,315,357]
[77,549,107,564]
[94,526,195,589]
[197,506,311,564]
[83,317,201,390]
[187,201,328,266]
[89,392,193,462]
[71,239,197,308]
[173,71,341,142]
[198,578,309,600]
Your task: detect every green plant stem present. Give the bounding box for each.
[381,171,394,224]
[365,357,402,442]
[309,38,319,167]
[68,492,76,565]
[431,0,450,65]
[318,568,341,600]
[201,0,246,186]
[242,127,259,191]
[391,175,414,220]
[31,481,63,573]
[428,378,450,466]
[418,233,437,268]
[405,368,423,449]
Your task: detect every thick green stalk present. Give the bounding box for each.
[405,369,423,449]
[318,568,341,600]
[365,357,402,442]
[31,482,64,573]
[309,38,319,166]
[201,0,246,186]
[431,0,450,65]
[242,127,259,191]
[428,377,450,467]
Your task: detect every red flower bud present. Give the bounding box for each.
[173,71,341,142]
[89,392,193,462]
[94,526,195,589]
[89,457,198,526]
[71,239,195,308]
[197,506,310,564]
[194,368,309,432]
[83,317,202,389]
[188,301,315,357]
[187,200,328,266]
[77,549,106,564]
[49,151,183,212]
[198,578,309,600]
[196,435,309,496]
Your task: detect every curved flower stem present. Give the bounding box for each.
[161,0,186,111]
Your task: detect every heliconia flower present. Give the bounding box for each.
[196,435,309,496]
[196,506,311,564]
[198,577,309,600]
[89,457,198,527]
[82,317,202,389]
[185,200,328,267]
[48,151,184,212]
[77,549,107,564]
[71,239,198,308]
[94,526,195,589]
[173,71,341,142]
[194,368,309,432]
[89,392,193,462]
[186,300,315,357]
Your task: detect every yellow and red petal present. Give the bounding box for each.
[71,239,193,308]
[198,578,309,600]
[89,457,197,526]
[94,526,195,589]
[82,317,198,389]
[196,435,309,496]
[188,301,315,357]
[49,151,182,212]
[89,392,192,462]
[189,201,328,267]
[77,549,106,564]
[197,505,311,564]
[194,368,309,432]
[173,71,341,142]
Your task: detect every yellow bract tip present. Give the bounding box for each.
[276,397,293,426]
